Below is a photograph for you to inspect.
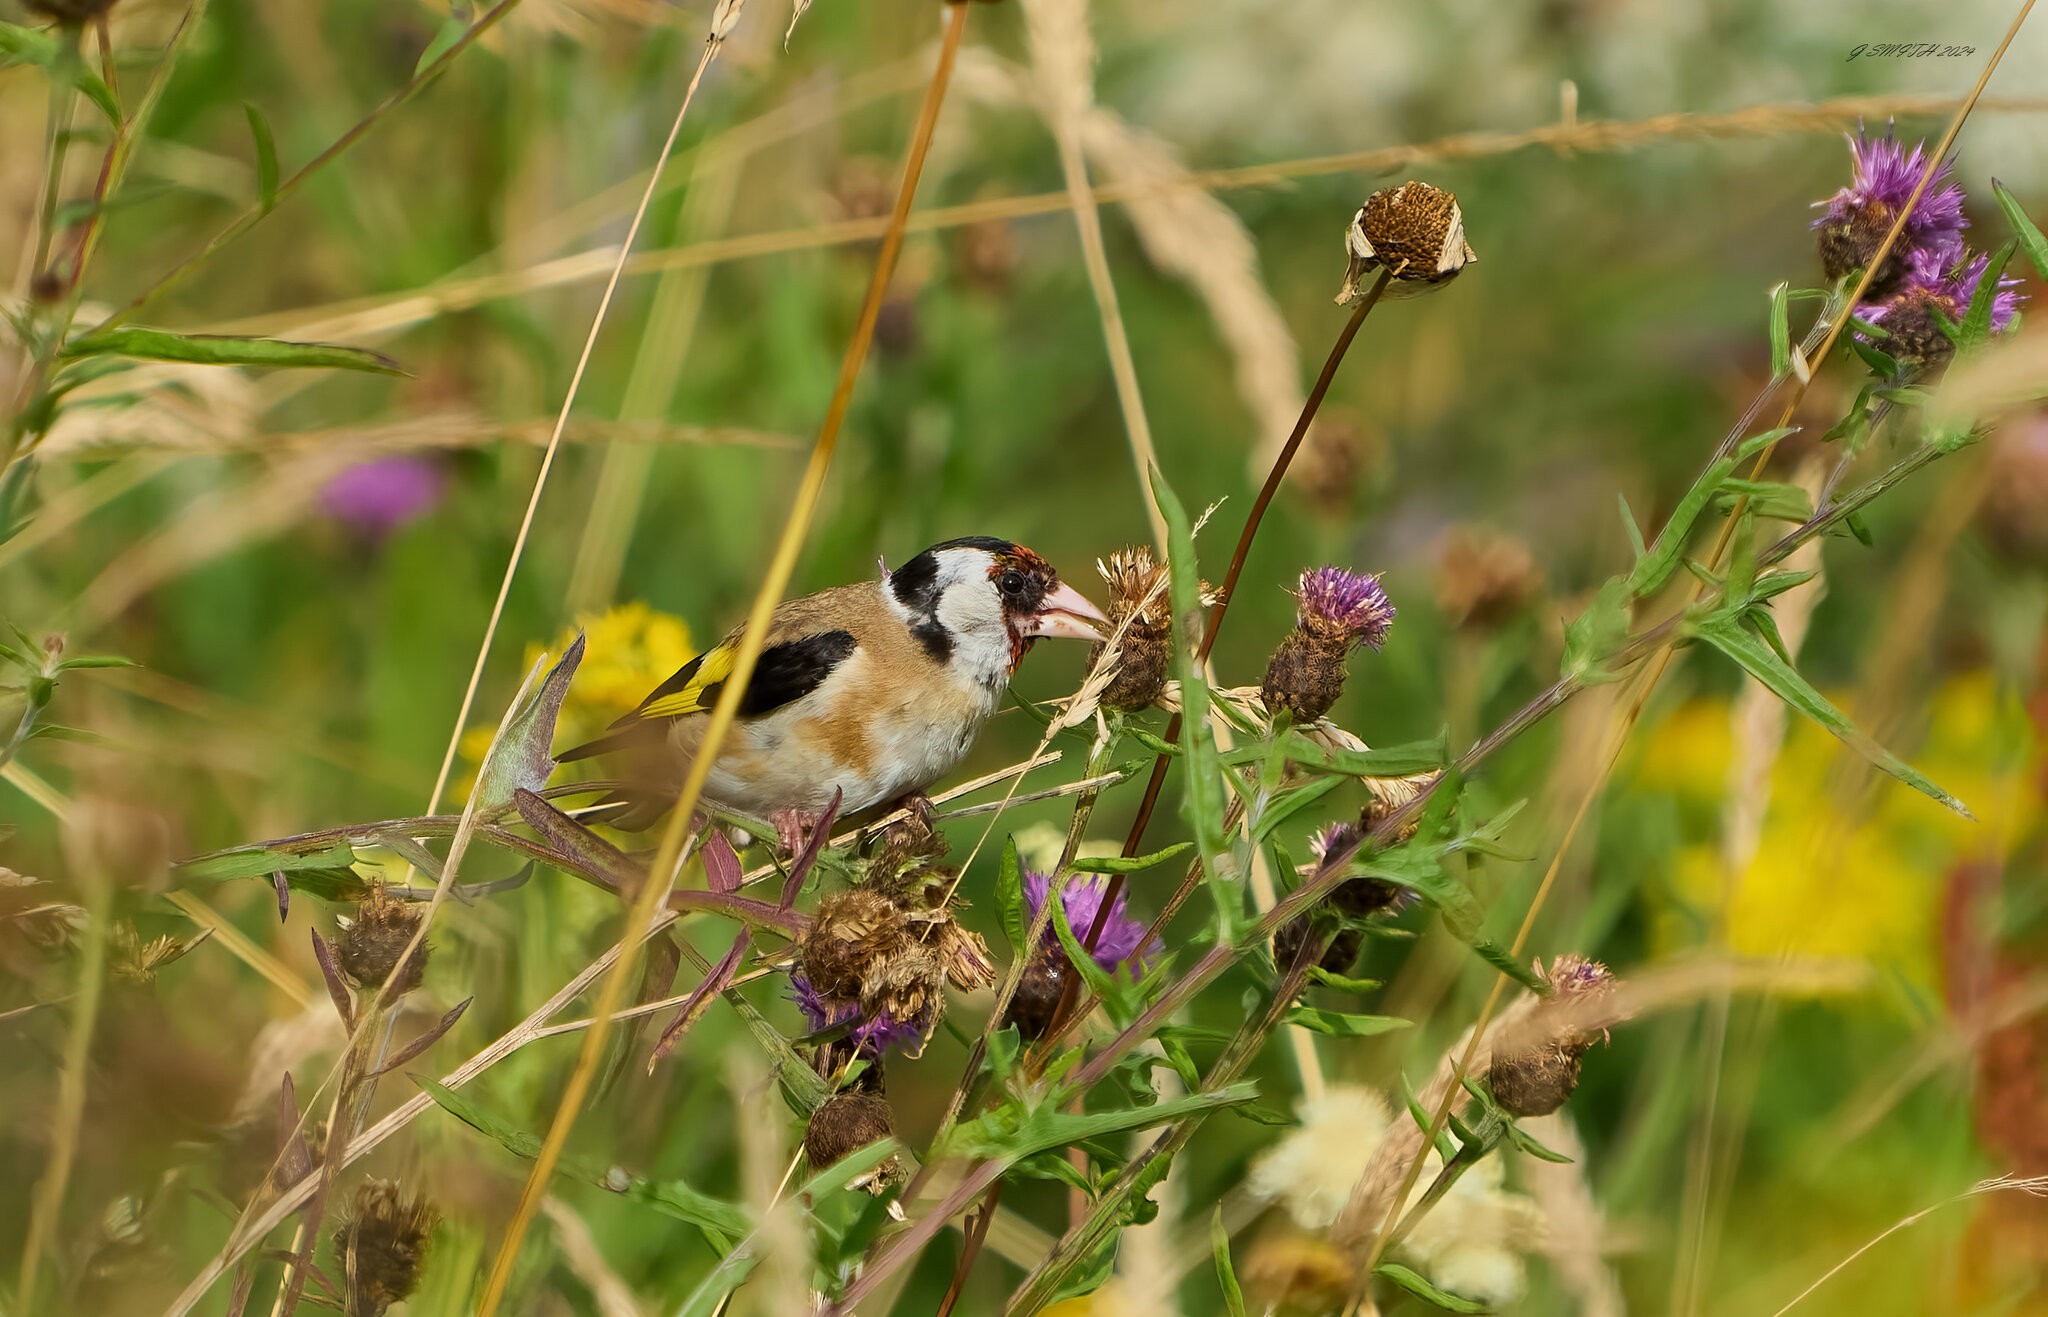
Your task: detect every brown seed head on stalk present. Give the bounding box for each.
[336,884,427,996]
[803,1091,902,1192]
[1091,546,1216,712]
[334,1179,438,1317]
[1337,180,1476,304]
[1272,915,1362,978]
[1434,525,1544,631]
[801,888,908,1000]
[1260,567,1395,724]
[1486,954,1617,1117]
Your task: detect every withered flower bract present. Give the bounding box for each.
[334,1178,437,1317]
[1337,180,1476,302]
[336,884,426,996]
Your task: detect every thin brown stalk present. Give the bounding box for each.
[473,6,974,1309]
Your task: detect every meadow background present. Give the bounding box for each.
[4,0,2048,1313]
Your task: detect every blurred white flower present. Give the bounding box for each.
[1247,1084,1546,1307]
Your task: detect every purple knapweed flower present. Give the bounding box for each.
[321,454,446,537]
[1813,124,1968,293]
[1858,244,2024,367]
[1295,566,1396,651]
[790,972,924,1056]
[1024,869,1157,974]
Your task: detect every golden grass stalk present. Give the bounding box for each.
[1023,0,1167,548]
[473,5,974,1309]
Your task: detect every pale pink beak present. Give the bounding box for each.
[1022,581,1111,640]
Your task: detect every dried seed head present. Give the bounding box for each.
[1090,546,1215,712]
[803,1091,901,1191]
[336,885,426,996]
[937,921,996,993]
[801,888,908,1000]
[334,1179,437,1317]
[1434,526,1543,630]
[955,215,1018,294]
[23,0,119,25]
[1337,180,1476,303]
[1005,947,1069,1042]
[1260,628,1351,724]
[1486,1042,1586,1118]
[1487,954,1618,1117]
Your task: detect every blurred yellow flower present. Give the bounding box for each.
[1642,670,2041,991]
[457,602,694,796]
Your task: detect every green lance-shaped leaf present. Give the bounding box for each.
[1992,179,2048,282]
[243,103,279,213]
[1688,615,1969,816]
[474,634,584,813]
[1213,1208,1249,1317]
[1149,464,1232,919]
[1767,281,1792,379]
[995,834,1027,954]
[1957,242,2016,349]
[1269,730,1447,778]
[1070,842,1193,875]
[1627,453,1738,598]
[1560,577,1630,686]
[60,327,403,374]
[1282,1006,1412,1037]
[945,1082,1260,1167]
[1373,1263,1493,1313]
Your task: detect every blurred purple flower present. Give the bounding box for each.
[1813,126,1968,287]
[789,972,924,1056]
[321,454,446,537]
[1024,869,1157,974]
[1295,566,1396,651]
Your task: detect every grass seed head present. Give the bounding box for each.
[336,884,426,996]
[1338,180,1476,303]
[334,1178,438,1317]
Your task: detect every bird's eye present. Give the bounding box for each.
[997,569,1027,600]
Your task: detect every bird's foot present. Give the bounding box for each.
[870,792,946,866]
[770,807,819,859]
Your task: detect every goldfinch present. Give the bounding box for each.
[560,537,1108,829]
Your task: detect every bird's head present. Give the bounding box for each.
[883,536,1109,679]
